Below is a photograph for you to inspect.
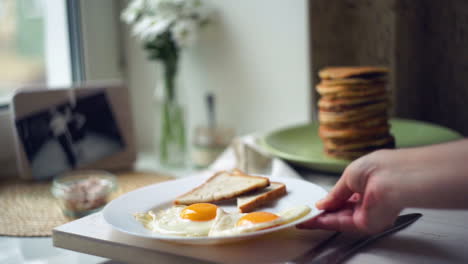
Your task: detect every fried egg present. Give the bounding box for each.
[208,205,311,237]
[135,203,311,237]
[134,203,220,237]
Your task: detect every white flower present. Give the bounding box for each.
[122,0,213,48]
[170,19,198,47]
[133,16,171,41]
[121,0,146,24]
[146,0,180,17]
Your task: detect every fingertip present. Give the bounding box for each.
[316,195,341,211]
[315,198,327,210]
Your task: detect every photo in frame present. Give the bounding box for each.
[11,82,136,180]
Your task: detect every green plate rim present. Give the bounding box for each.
[259,118,463,173]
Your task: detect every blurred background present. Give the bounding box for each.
[0,0,310,177]
[1,0,468,178]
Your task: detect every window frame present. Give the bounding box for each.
[44,0,74,88]
[0,0,122,107]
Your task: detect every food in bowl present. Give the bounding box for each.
[52,170,117,217]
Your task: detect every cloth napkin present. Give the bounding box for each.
[206,135,302,179]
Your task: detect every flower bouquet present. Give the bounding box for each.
[122,0,212,166]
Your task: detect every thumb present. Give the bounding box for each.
[317,158,371,211]
[316,176,353,210]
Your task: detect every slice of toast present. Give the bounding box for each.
[174,170,270,205]
[237,182,286,213]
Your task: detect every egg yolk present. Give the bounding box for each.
[180,203,218,221]
[236,212,279,227]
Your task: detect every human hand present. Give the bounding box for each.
[298,139,468,233]
[298,149,404,234]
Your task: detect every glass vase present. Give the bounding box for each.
[155,62,187,168]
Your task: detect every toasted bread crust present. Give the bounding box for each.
[237,182,287,213]
[173,170,270,205]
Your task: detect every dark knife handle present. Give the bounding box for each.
[308,213,422,264]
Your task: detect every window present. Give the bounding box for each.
[0,0,48,103]
[0,0,94,105]
[0,0,123,106]
[0,0,121,178]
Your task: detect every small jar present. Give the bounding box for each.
[51,170,117,218]
[192,125,235,168]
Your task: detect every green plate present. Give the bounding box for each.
[260,118,463,173]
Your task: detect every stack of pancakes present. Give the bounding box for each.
[316,66,395,160]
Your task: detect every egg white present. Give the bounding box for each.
[135,205,311,237]
[208,209,245,237]
[208,205,311,237]
[134,206,220,237]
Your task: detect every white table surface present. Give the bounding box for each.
[0,236,107,264]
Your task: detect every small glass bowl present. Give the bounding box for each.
[51,170,117,218]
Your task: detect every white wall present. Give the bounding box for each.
[122,0,310,152]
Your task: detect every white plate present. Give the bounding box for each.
[103,175,328,245]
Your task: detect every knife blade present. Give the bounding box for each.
[297,213,422,264]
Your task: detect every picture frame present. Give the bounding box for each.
[11,81,136,180]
